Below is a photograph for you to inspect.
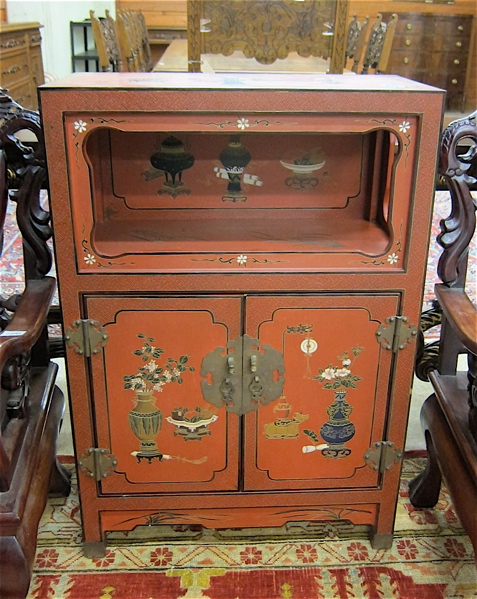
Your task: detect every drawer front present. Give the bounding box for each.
[0,31,27,55]
[243,293,401,491]
[0,49,29,88]
[76,294,243,495]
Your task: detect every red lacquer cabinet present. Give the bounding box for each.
[40,73,444,555]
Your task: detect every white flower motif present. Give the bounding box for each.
[399,121,410,133]
[342,358,352,367]
[387,253,399,265]
[84,253,96,265]
[237,118,249,130]
[74,120,87,134]
[237,254,248,266]
[163,370,173,382]
[172,368,181,377]
[145,360,157,373]
[131,376,144,388]
[335,368,351,378]
[322,367,336,380]
[153,382,165,392]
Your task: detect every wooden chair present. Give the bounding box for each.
[345,14,369,73]
[137,10,153,72]
[361,13,398,74]
[89,9,123,72]
[187,0,349,74]
[0,91,71,598]
[117,9,143,72]
[409,111,477,564]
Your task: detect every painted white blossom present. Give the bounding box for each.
[84,253,96,265]
[74,120,87,133]
[153,381,166,391]
[131,377,144,388]
[322,367,336,380]
[335,368,351,378]
[399,121,410,133]
[342,358,352,367]
[172,368,181,377]
[387,253,399,265]
[237,254,248,266]
[145,360,157,373]
[163,370,173,382]
[237,118,249,130]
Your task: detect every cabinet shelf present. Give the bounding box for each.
[92,212,391,257]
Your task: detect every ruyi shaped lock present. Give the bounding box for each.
[200,334,285,415]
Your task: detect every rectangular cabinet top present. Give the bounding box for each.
[40,72,443,94]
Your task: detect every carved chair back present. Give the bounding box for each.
[117,9,152,72]
[0,93,70,599]
[361,13,398,74]
[345,14,369,73]
[90,10,123,72]
[187,0,349,74]
[436,112,477,431]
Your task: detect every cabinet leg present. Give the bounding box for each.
[408,395,442,508]
[83,541,107,558]
[369,530,393,550]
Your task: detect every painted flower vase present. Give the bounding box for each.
[128,391,163,463]
[319,391,356,459]
[219,134,251,201]
[150,135,194,198]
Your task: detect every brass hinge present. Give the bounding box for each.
[78,448,118,481]
[376,316,417,352]
[364,441,403,473]
[65,319,109,357]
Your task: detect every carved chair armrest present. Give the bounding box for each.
[435,283,477,356]
[0,277,55,371]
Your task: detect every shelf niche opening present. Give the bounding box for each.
[83,126,401,259]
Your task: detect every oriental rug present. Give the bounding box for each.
[26,458,476,599]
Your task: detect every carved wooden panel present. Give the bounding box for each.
[187,0,348,72]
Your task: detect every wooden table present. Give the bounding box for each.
[154,39,348,73]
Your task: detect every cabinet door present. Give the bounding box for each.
[243,294,400,491]
[84,295,242,494]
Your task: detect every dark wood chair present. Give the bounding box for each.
[0,91,70,599]
[409,111,477,564]
[187,0,349,74]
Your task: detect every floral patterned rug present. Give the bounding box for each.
[26,458,476,599]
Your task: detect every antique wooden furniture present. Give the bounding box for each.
[40,72,443,557]
[379,11,473,112]
[361,13,398,74]
[187,0,349,74]
[0,22,44,110]
[345,14,369,73]
[409,111,477,563]
[0,92,70,599]
[116,9,153,72]
[89,10,123,73]
[345,13,398,75]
